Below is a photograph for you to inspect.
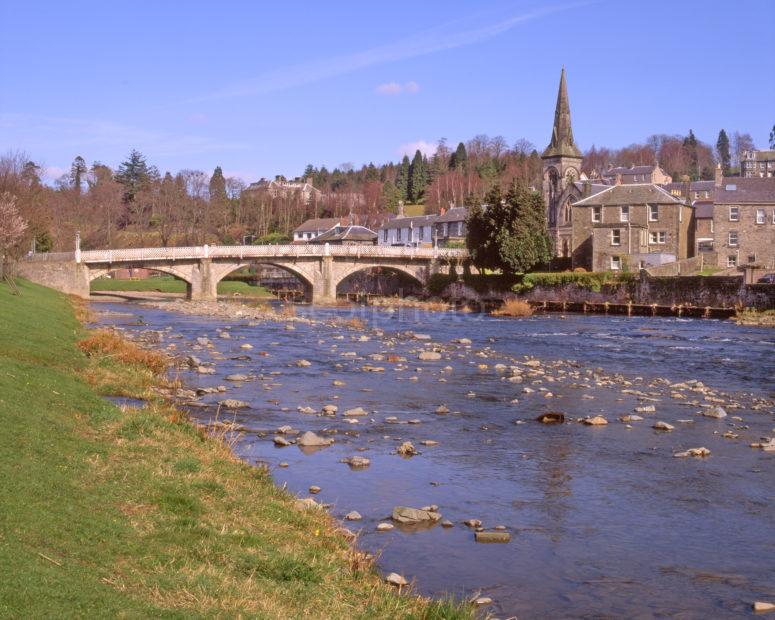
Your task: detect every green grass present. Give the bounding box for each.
[0,279,472,619]
[698,266,722,276]
[91,275,272,298]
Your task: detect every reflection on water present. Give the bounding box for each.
[96,300,775,619]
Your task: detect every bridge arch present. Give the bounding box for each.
[210,260,317,300]
[87,264,193,285]
[332,263,427,298]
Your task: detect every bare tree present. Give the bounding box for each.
[0,192,28,277]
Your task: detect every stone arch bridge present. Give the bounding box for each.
[15,244,468,304]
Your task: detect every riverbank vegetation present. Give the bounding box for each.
[0,279,471,618]
[735,308,775,327]
[491,299,534,317]
[91,275,272,297]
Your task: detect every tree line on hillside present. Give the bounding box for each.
[0,124,771,255]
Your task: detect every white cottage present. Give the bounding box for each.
[378,215,438,247]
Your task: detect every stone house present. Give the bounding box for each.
[309,224,377,245]
[378,215,437,247]
[601,164,672,185]
[435,207,468,246]
[571,184,693,271]
[693,200,715,256]
[710,178,775,270]
[292,217,341,242]
[741,149,775,178]
[244,177,323,203]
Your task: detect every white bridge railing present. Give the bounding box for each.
[23,244,468,264]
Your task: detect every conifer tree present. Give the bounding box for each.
[449,142,467,170]
[70,156,87,195]
[395,155,410,202]
[209,166,227,204]
[408,149,426,202]
[716,129,731,175]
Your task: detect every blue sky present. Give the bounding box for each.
[1,0,773,183]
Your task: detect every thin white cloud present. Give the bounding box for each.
[43,166,68,181]
[399,140,437,158]
[192,3,587,102]
[375,81,420,96]
[0,113,248,159]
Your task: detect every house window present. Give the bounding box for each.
[592,206,601,223]
[728,231,738,246]
[756,209,765,224]
[727,255,737,267]
[772,209,775,224]
[729,206,739,221]
[383,229,388,243]
[442,223,448,237]
[610,256,621,271]
[649,231,666,244]
[611,229,621,245]
[620,206,629,222]
[419,227,425,241]
[694,192,700,199]
[747,254,756,264]
[649,204,658,221]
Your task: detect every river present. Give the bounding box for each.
[94,298,775,619]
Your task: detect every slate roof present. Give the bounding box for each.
[713,177,775,204]
[436,207,468,223]
[662,181,716,194]
[310,225,377,243]
[379,215,438,230]
[293,217,341,233]
[572,183,683,207]
[603,165,659,177]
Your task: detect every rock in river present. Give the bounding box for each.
[341,456,370,468]
[418,351,442,361]
[273,436,291,447]
[396,441,418,456]
[385,572,408,587]
[376,522,394,532]
[703,406,727,419]
[219,399,249,409]
[475,531,511,543]
[674,447,711,458]
[536,412,565,424]
[225,374,248,382]
[296,359,312,367]
[653,421,675,431]
[392,506,442,524]
[344,510,362,521]
[344,407,367,417]
[297,431,333,447]
[753,602,775,612]
[583,415,608,426]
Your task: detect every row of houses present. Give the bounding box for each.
[291,207,469,248]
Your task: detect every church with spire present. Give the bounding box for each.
[541,67,589,259]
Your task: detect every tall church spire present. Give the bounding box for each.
[542,67,582,159]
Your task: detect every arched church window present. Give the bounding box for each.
[562,239,570,257]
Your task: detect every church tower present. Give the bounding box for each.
[542,68,583,255]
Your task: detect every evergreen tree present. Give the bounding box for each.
[209,166,227,204]
[465,183,553,274]
[115,149,151,203]
[70,155,87,195]
[395,155,410,201]
[303,164,316,178]
[449,142,467,170]
[770,124,775,149]
[408,149,426,202]
[683,130,699,180]
[381,180,402,212]
[716,129,731,175]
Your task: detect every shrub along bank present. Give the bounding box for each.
[0,279,470,619]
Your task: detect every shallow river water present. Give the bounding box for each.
[96,300,775,619]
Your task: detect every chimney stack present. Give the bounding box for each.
[398,200,404,218]
[615,173,622,186]
[714,163,723,188]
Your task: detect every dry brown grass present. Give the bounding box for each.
[492,298,534,317]
[69,295,94,323]
[279,304,296,318]
[344,317,366,330]
[78,330,169,375]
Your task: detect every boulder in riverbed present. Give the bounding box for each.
[219,399,249,409]
[297,431,333,447]
[418,351,442,361]
[391,506,441,524]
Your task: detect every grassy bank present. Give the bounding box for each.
[0,279,470,618]
[91,275,272,298]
